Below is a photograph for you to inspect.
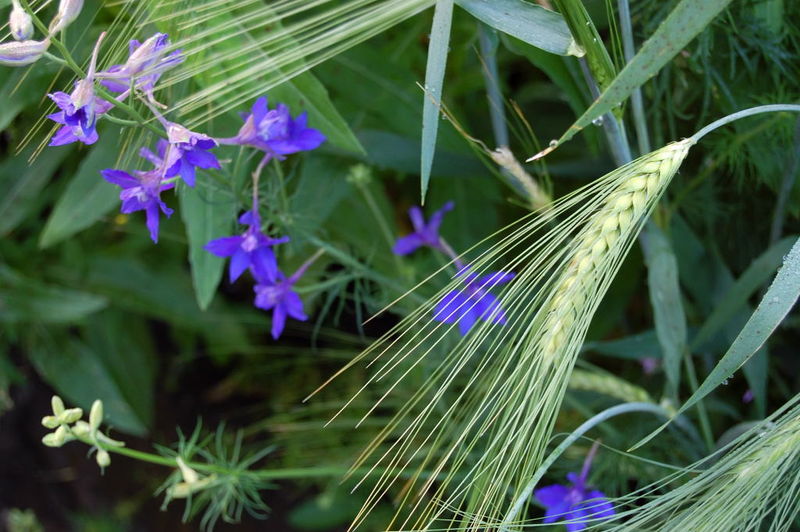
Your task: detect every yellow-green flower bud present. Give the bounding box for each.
[95,448,111,468]
[42,425,68,447]
[60,407,83,424]
[41,415,59,429]
[71,420,91,438]
[89,400,103,431]
[51,396,65,416]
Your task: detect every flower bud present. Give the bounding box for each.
[176,457,199,483]
[51,395,65,416]
[71,420,91,438]
[49,0,84,34]
[9,1,34,41]
[95,448,111,468]
[41,415,60,429]
[89,399,103,431]
[60,407,83,424]
[42,425,68,447]
[0,39,49,66]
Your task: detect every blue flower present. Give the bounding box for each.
[393,201,454,255]
[535,472,615,531]
[101,167,174,243]
[253,269,308,340]
[163,122,220,187]
[433,269,514,335]
[222,97,325,157]
[204,210,289,283]
[47,33,110,146]
[99,33,183,106]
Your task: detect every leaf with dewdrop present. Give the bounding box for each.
[310,139,694,530]
[528,0,733,160]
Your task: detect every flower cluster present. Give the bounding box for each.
[23,14,326,339]
[393,202,514,336]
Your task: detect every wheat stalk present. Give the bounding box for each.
[315,139,694,531]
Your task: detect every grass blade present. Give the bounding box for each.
[420,0,454,203]
[457,0,581,57]
[540,0,734,156]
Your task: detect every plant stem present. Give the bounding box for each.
[500,402,688,531]
[769,116,800,244]
[618,0,650,155]
[690,105,800,143]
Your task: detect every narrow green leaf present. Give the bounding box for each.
[0,147,67,235]
[553,0,734,149]
[38,128,123,248]
[420,0,454,203]
[691,236,797,350]
[642,225,687,399]
[583,330,662,360]
[553,0,614,87]
[633,237,800,450]
[179,179,236,310]
[456,0,580,56]
[0,266,107,323]
[28,334,151,436]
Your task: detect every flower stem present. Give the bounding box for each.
[690,105,800,143]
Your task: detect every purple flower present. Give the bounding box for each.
[535,466,615,531]
[101,167,174,243]
[253,269,308,340]
[162,123,220,187]
[223,97,325,157]
[393,201,454,255]
[433,269,514,335]
[47,33,111,146]
[742,389,754,404]
[99,33,183,106]
[204,210,289,283]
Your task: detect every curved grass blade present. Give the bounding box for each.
[532,0,734,159]
[632,237,800,451]
[420,0,454,203]
[457,0,581,57]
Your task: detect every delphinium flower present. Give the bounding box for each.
[392,201,454,255]
[100,144,175,243]
[217,96,326,159]
[253,251,322,340]
[161,122,220,187]
[9,0,34,41]
[534,444,615,531]
[204,209,289,283]
[433,268,515,335]
[98,32,184,106]
[47,32,111,146]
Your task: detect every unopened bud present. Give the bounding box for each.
[95,448,111,468]
[60,407,83,424]
[0,39,49,66]
[176,457,199,483]
[89,400,103,431]
[42,425,68,447]
[42,415,60,429]
[71,420,91,438]
[49,0,84,33]
[51,395,65,416]
[9,1,34,41]
[346,164,372,186]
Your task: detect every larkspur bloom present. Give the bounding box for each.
[0,38,49,66]
[433,268,514,336]
[162,122,220,187]
[99,33,183,106]
[535,451,615,532]
[47,33,109,146]
[100,145,175,243]
[393,201,454,255]
[9,0,34,41]
[204,210,289,283]
[220,97,325,157]
[253,268,309,340]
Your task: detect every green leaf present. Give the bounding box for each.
[38,128,123,248]
[420,0,454,203]
[0,147,68,236]
[553,0,734,149]
[456,0,580,56]
[691,236,797,350]
[179,178,236,310]
[28,326,154,436]
[633,237,800,450]
[583,329,663,360]
[642,225,687,399]
[0,266,107,323]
